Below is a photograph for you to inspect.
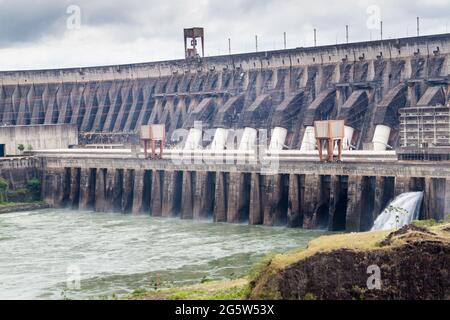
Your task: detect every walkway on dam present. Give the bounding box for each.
[33,148,450,178]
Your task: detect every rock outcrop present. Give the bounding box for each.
[249,224,450,300]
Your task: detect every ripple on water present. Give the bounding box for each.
[0,209,326,299]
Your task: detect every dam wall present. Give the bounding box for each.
[1,34,449,149]
[0,157,41,189]
[40,154,450,231]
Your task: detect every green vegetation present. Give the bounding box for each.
[17,144,25,154]
[26,178,41,201]
[124,222,450,300]
[0,177,8,202]
[0,177,42,205]
[412,219,444,227]
[126,279,249,300]
[304,293,317,300]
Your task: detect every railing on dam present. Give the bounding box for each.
[31,148,398,162]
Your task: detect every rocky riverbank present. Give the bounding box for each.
[248,223,450,300]
[127,222,450,300]
[0,202,49,214]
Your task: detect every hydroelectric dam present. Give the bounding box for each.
[1,33,450,232]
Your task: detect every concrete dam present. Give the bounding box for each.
[1,33,450,232]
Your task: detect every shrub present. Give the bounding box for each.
[0,177,9,202]
[6,188,28,202]
[17,144,25,154]
[26,178,41,201]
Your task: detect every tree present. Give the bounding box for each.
[27,144,33,151]
[17,144,25,154]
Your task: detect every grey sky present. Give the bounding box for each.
[0,0,449,70]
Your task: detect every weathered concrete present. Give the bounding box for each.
[181,171,195,219]
[213,172,228,222]
[345,175,363,232]
[0,124,78,156]
[132,169,145,214]
[249,172,263,225]
[302,174,320,228]
[2,34,449,151]
[287,174,302,227]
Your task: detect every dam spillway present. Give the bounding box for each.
[1,33,450,232]
[0,34,449,149]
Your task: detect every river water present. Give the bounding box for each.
[0,208,325,300]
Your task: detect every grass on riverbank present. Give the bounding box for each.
[126,279,250,300]
[0,201,45,207]
[124,219,450,300]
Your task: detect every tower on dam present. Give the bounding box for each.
[1,32,450,232]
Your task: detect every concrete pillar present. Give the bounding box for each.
[132,169,145,214]
[301,174,320,229]
[142,170,152,214]
[150,171,163,217]
[374,176,385,220]
[374,176,395,219]
[445,179,450,221]
[95,169,107,212]
[227,173,250,223]
[162,171,182,217]
[79,168,95,210]
[345,175,363,232]
[287,174,302,228]
[193,172,215,219]
[263,174,287,226]
[312,175,331,229]
[42,168,67,208]
[328,175,348,231]
[105,169,116,212]
[249,173,263,225]
[121,169,134,213]
[213,172,228,222]
[181,171,195,219]
[112,169,123,212]
[359,176,376,232]
[424,178,446,221]
[69,168,80,209]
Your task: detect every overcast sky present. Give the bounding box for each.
[0,0,449,71]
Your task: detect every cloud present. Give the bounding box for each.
[0,0,448,70]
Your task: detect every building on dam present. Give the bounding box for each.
[0,31,450,232]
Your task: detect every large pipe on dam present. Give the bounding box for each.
[184,128,203,150]
[300,127,316,151]
[269,127,287,151]
[210,128,228,150]
[239,127,257,151]
[343,126,355,150]
[372,125,391,151]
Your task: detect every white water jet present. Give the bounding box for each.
[371,192,424,231]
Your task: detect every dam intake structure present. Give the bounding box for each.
[38,149,450,232]
[1,33,450,232]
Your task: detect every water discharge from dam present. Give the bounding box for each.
[371,192,424,231]
[0,208,325,299]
